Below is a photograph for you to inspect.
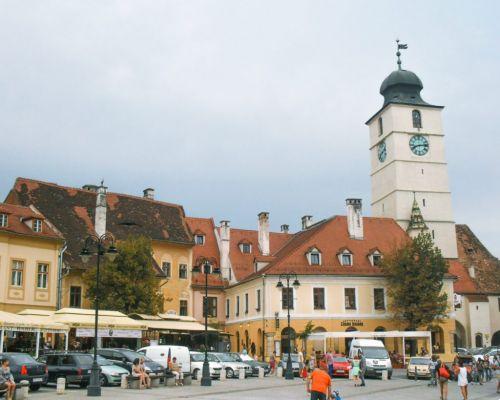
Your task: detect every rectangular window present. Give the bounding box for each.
[374,288,385,310]
[310,253,320,265]
[162,262,171,277]
[256,289,261,311]
[372,255,382,266]
[0,213,8,227]
[342,254,352,266]
[179,264,188,279]
[69,286,82,308]
[242,243,251,253]
[378,117,383,136]
[344,288,356,310]
[313,288,325,310]
[33,219,42,232]
[195,235,205,245]
[203,297,217,318]
[245,293,249,314]
[282,287,294,310]
[11,260,24,286]
[180,300,188,316]
[236,296,240,316]
[37,263,49,289]
[226,299,230,318]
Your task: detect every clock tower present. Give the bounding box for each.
[366,45,458,258]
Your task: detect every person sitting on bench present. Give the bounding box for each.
[168,357,183,386]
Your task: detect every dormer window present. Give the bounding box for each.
[412,110,422,128]
[368,249,383,267]
[195,234,205,245]
[337,248,353,266]
[239,242,252,254]
[0,213,7,227]
[306,247,322,266]
[33,219,42,232]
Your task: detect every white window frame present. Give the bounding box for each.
[338,250,353,266]
[179,264,188,279]
[162,261,172,277]
[195,234,205,245]
[369,251,383,267]
[373,288,386,311]
[0,213,8,227]
[11,260,24,287]
[312,287,326,311]
[240,243,252,254]
[343,287,357,311]
[306,248,322,266]
[37,263,49,289]
[33,219,42,232]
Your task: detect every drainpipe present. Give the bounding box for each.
[56,242,68,310]
[262,274,266,361]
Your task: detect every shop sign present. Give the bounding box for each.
[76,328,142,338]
[340,320,364,327]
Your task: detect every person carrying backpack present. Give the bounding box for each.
[436,360,451,400]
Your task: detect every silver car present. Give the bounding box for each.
[96,355,129,386]
[210,352,252,378]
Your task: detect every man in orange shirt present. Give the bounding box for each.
[306,361,332,400]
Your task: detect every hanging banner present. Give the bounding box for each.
[75,328,142,338]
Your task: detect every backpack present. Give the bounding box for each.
[438,366,450,379]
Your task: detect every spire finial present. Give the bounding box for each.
[396,39,408,70]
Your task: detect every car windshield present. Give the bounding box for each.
[96,356,113,366]
[8,354,37,364]
[213,353,235,362]
[281,354,299,362]
[239,354,253,361]
[74,354,95,365]
[191,353,217,362]
[334,357,348,363]
[362,347,389,359]
[119,350,153,362]
[410,358,430,365]
[469,348,483,355]
[227,353,242,361]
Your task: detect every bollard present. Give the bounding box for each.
[121,374,128,389]
[258,367,265,379]
[56,377,66,394]
[381,370,388,381]
[277,366,283,378]
[239,367,245,379]
[220,368,226,381]
[18,380,29,400]
[415,366,418,381]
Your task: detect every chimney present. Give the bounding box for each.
[219,220,231,280]
[280,224,289,234]
[94,182,107,237]
[346,198,364,240]
[468,265,476,279]
[143,188,155,200]
[258,212,270,256]
[301,215,313,230]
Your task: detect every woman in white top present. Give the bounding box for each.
[457,361,468,400]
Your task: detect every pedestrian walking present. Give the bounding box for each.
[298,348,305,372]
[477,357,484,384]
[428,356,438,387]
[484,355,492,381]
[358,350,366,387]
[457,361,468,400]
[306,362,332,400]
[326,349,334,377]
[351,355,360,387]
[436,360,451,400]
[269,351,276,375]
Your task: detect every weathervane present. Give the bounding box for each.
[396,39,408,70]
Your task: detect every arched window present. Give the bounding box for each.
[412,110,422,128]
[281,327,296,354]
[378,117,383,136]
[475,333,483,348]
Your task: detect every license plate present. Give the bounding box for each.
[33,378,43,382]
[88,370,92,374]
[337,370,344,373]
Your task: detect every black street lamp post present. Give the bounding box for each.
[200,260,215,386]
[79,233,118,397]
[276,272,300,380]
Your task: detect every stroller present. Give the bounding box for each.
[331,390,342,400]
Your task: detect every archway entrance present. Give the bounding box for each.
[492,331,500,346]
[236,331,240,352]
[431,326,444,354]
[345,327,357,354]
[281,327,296,354]
[244,330,250,352]
[454,321,467,350]
[475,333,483,348]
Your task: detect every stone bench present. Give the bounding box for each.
[126,375,141,389]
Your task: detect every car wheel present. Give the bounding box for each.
[225,368,234,378]
[193,369,199,380]
[30,385,41,391]
[100,374,108,387]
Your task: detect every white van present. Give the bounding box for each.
[138,345,191,375]
[349,339,392,379]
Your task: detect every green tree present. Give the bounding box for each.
[381,232,449,330]
[83,235,164,314]
[297,321,315,353]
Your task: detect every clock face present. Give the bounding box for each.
[377,141,387,162]
[409,135,429,156]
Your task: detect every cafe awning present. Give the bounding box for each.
[1,310,69,333]
[130,313,216,333]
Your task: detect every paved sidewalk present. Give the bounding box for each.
[25,374,499,399]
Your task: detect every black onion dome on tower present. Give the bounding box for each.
[380,69,429,107]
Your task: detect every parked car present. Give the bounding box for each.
[96,355,129,386]
[0,352,47,391]
[137,345,191,376]
[230,353,270,376]
[189,352,222,380]
[406,357,432,379]
[278,354,300,376]
[96,348,164,376]
[209,352,251,378]
[472,348,499,362]
[349,339,393,379]
[38,352,93,388]
[332,356,351,378]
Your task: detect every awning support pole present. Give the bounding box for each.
[0,328,4,353]
[65,332,69,351]
[35,331,41,358]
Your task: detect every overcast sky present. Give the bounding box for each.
[1,1,499,256]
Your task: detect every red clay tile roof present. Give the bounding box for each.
[0,203,63,241]
[238,216,409,282]
[5,178,193,268]
[447,259,478,294]
[455,224,500,294]
[227,228,292,281]
[186,217,225,289]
